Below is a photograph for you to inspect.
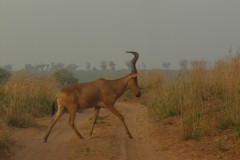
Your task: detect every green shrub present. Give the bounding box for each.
[54,69,78,85]
[0,67,11,85]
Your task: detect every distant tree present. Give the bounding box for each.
[36,64,47,71]
[109,61,116,71]
[66,64,79,71]
[190,60,207,67]
[35,65,41,71]
[54,69,78,85]
[50,62,55,70]
[179,59,188,70]
[3,64,12,71]
[0,67,11,84]
[125,61,131,70]
[50,62,65,71]
[46,65,50,70]
[42,64,49,70]
[25,64,36,71]
[86,62,91,70]
[100,61,107,71]
[25,64,48,71]
[162,62,171,70]
[92,67,97,71]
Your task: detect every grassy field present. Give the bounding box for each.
[140,51,240,140]
[1,51,240,152]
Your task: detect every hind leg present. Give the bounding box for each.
[89,106,100,136]
[68,106,83,139]
[44,104,65,143]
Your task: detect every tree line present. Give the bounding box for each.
[1,59,209,72]
[0,60,147,72]
[162,59,208,70]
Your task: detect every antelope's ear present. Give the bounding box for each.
[130,73,138,78]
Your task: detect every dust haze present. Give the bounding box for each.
[1,0,240,70]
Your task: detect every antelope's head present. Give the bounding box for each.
[126,51,141,98]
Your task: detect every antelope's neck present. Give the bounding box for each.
[109,75,129,98]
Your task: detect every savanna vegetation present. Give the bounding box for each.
[0,70,60,153]
[1,51,240,153]
[140,51,240,140]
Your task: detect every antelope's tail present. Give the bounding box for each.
[51,98,58,116]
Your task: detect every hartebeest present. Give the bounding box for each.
[44,51,141,143]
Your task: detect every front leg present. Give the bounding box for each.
[89,106,100,136]
[107,106,133,139]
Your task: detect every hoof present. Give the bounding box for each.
[44,138,48,143]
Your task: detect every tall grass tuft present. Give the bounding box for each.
[2,71,60,128]
[180,53,240,139]
[140,71,182,119]
[0,130,13,152]
[142,51,240,140]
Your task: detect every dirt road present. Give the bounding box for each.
[7,101,240,160]
[10,102,159,160]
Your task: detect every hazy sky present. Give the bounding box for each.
[1,0,240,70]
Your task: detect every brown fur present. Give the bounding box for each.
[44,52,141,143]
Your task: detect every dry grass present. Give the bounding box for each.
[142,51,240,140]
[0,128,13,152]
[0,71,59,154]
[0,120,14,154]
[140,71,182,119]
[2,71,60,128]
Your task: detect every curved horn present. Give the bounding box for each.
[125,51,139,73]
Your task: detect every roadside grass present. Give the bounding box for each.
[142,51,240,140]
[0,127,14,153]
[2,71,60,128]
[140,71,182,119]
